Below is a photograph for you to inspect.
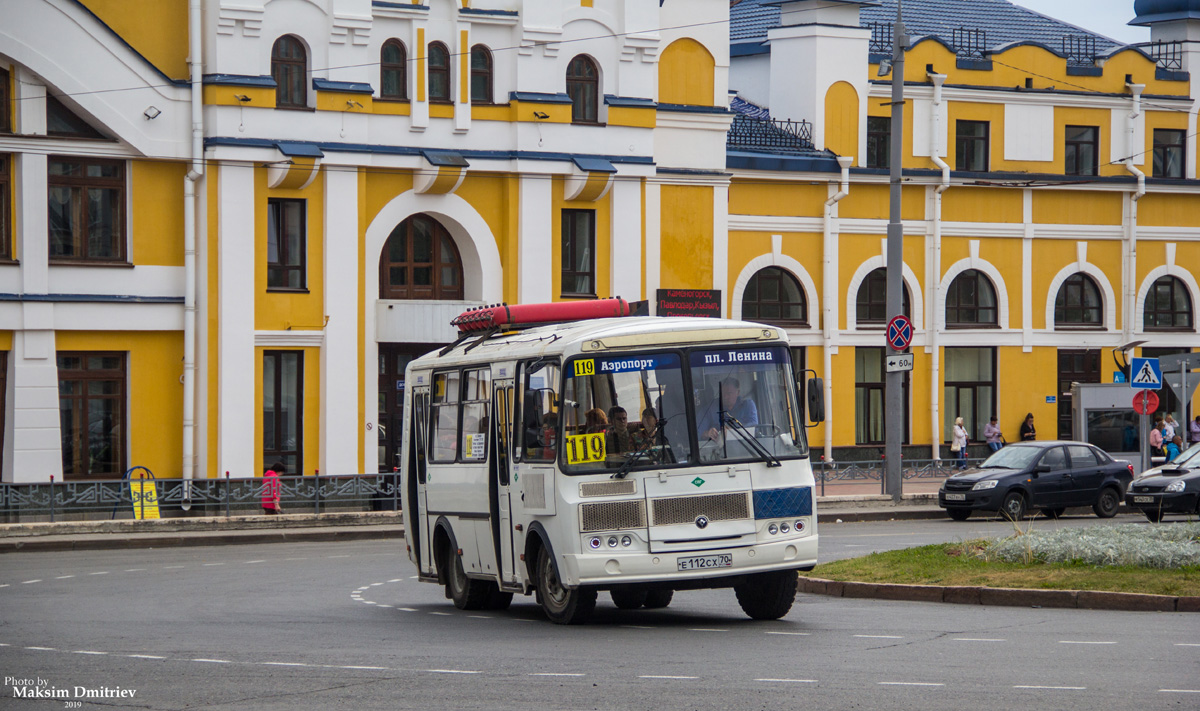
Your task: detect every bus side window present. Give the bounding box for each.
[413,392,429,484]
[495,387,512,484]
[518,361,560,463]
[461,368,491,462]
[430,371,461,463]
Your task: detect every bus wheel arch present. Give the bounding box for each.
[432,517,459,588]
[523,522,556,585]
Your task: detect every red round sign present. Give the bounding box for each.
[1132,390,1159,415]
[886,315,913,351]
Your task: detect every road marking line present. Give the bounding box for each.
[262,662,310,667]
[756,678,818,684]
[409,576,419,580]
[0,583,8,587]
[856,635,903,639]
[284,557,308,561]
[72,651,108,655]
[363,601,378,605]
[21,580,42,584]
[55,576,74,580]
[1160,689,1200,693]
[429,611,452,616]
[639,675,699,680]
[124,568,146,572]
[370,582,384,587]
[687,628,728,633]
[377,605,393,608]
[328,554,351,559]
[1058,641,1115,645]
[397,607,417,612]
[127,655,165,659]
[26,647,56,651]
[89,571,110,575]
[954,638,1006,642]
[192,659,231,663]
[426,669,481,675]
[468,615,492,619]
[620,625,655,630]
[530,673,585,677]
[202,563,225,567]
[765,631,810,636]
[0,643,10,646]
[164,565,185,569]
[1175,643,1200,647]
[244,560,265,565]
[879,682,944,687]
[387,579,403,583]
[1014,686,1085,690]
[339,665,387,670]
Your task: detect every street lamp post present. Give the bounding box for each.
[884,0,907,501]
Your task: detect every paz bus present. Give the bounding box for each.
[398,299,825,624]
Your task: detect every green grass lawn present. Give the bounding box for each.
[812,542,1200,597]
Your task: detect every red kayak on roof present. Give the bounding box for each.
[452,298,634,332]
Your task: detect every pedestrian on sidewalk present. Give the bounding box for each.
[1019,413,1036,441]
[1163,414,1177,443]
[262,461,285,515]
[1166,435,1183,463]
[1191,415,1200,445]
[1149,421,1163,459]
[984,416,1004,453]
[952,417,969,470]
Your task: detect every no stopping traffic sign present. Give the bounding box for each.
[886,315,913,351]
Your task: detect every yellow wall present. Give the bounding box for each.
[1032,190,1123,225]
[1138,194,1200,227]
[824,81,859,164]
[997,346,1057,443]
[659,184,713,289]
[1031,239,1124,330]
[131,161,186,266]
[254,346,321,477]
[79,0,189,79]
[658,38,715,106]
[942,187,1022,223]
[839,185,925,221]
[550,177,613,300]
[729,182,827,217]
[56,331,184,478]
[203,85,275,108]
[256,167,326,331]
[0,331,12,350]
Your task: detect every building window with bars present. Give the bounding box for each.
[946,269,998,327]
[1153,129,1185,179]
[272,35,308,109]
[561,209,595,297]
[742,267,808,327]
[471,45,493,104]
[955,120,989,172]
[379,213,463,300]
[263,350,303,476]
[58,352,126,479]
[1054,273,1103,328]
[855,268,910,326]
[428,42,451,103]
[380,40,408,101]
[1065,125,1098,176]
[866,116,890,169]
[267,198,306,290]
[566,55,599,124]
[48,157,125,263]
[1144,275,1193,331]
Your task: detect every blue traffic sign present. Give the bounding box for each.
[886,315,913,351]
[1130,357,1162,390]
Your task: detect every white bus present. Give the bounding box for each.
[399,300,824,624]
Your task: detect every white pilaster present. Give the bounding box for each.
[7,329,61,483]
[1022,189,1034,353]
[712,184,729,317]
[16,153,48,295]
[517,174,552,304]
[609,177,643,301]
[322,167,360,475]
[454,23,471,134]
[217,162,256,477]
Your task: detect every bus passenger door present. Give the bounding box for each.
[411,388,434,575]
[492,383,517,584]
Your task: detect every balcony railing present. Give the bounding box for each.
[1146,40,1184,71]
[727,114,814,154]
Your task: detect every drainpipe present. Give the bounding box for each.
[182,0,203,499]
[928,73,951,461]
[822,156,853,464]
[1123,83,1145,343]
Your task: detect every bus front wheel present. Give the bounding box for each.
[536,547,596,624]
[734,570,798,621]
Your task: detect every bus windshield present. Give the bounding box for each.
[561,346,806,474]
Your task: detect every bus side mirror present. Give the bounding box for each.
[806,378,825,424]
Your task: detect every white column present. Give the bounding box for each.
[454,23,471,134]
[1022,189,1034,352]
[609,176,642,301]
[322,167,361,475]
[712,183,729,317]
[517,174,552,304]
[196,169,210,479]
[644,181,661,311]
[217,161,256,478]
[6,327,61,483]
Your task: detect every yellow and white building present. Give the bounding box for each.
[0,0,1194,483]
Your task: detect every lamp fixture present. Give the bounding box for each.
[876,59,892,77]
[143,106,161,120]
[533,111,550,119]
[234,94,251,103]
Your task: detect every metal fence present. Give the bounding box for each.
[0,473,399,523]
[812,457,980,497]
[727,114,814,154]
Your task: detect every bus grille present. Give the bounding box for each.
[650,493,751,526]
[580,500,647,532]
[580,480,637,497]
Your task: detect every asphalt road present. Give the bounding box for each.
[2,514,1195,710]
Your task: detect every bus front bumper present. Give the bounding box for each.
[562,536,818,588]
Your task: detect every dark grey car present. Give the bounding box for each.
[938,441,1134,521]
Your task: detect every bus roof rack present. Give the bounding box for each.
[450,298,639,333]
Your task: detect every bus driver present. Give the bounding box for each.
[699,376,758,441]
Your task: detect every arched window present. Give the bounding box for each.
[272,35,307,108]
[379,214,463,300]
[855,268,910,326]
[946,269,997,327]
[380,40,407,100]
[470,45,493,103]
[566,55,599,123]
[1144,275,1193,331]
[428,42,451,102]
[1054,273,1103,328]
[742,267,807,327]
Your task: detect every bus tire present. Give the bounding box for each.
[734,570,798,621]
[610,589,649,609]
[642,589,674,609]
[446,547,489,611]
[535,547,596,624]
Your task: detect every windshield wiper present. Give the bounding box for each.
[613,417,671,480]
[721,413,781,468]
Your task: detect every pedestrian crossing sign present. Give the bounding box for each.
[1130,357,1162,390]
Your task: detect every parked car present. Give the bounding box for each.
[1125,445,1200,522]
[1135,442,1200,479]
[938,441,1134,521]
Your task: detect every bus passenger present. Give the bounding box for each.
[584,408,608,434]
[630,408,659,450]
[606,406,633,454]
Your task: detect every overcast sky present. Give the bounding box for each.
[1016,1,1149,45]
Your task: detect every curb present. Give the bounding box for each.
[799,576,1200,613]
[0,523,406,554]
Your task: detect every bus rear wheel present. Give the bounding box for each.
[643,589,674,609]
[536,547,596,624]
[446,547,489,610]
[734,570,798,621]
[610,589,648,609]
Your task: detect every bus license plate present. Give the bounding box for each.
[677,554,733,572]
[1133,496,1154,503]
[944,493,966,501]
